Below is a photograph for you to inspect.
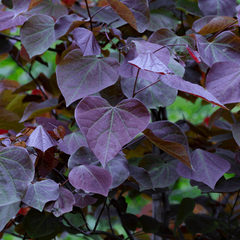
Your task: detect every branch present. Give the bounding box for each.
[106,203,115,234]
[84,0,93,31]
[132,68,140,98]
[91,4,110,19]
[93,197,107,232]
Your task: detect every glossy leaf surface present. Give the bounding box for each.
[75,96,150,167]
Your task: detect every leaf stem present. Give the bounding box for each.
[91,4,110,19]
[106,203,115,234]
[133,77,162,97]
[84,0,93,31]
[93,197,107,232]
[132,68,140,98]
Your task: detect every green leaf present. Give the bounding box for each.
[176,0,203,16]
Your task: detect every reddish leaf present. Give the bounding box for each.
[143,121,191,168]
[53,126,65,140]
[186,46,201,63]
[26,125,58,152]
[75,96,150,167]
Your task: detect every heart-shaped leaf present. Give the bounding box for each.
[20,14,55,58]
[13,0,31,17]
[0,147,34,207]
[198,0,236,17]
[196,31,240,67]
[105,154,130,188]
[56,49,120,106]
[232,118,240,146]
[44,187,75,217]
[141,154,180,188]
[128,50,173,74]
[69,165,112,196]
[177,149,231,189]
[205,61,240,104]
[143,121,191,168]
[161,75,227,109]
[121,77,177,109]
[75,96,150,167]
[73,27,101,56]
[22,179,60,211]
[58,129,88,155]
[26,125,58,152]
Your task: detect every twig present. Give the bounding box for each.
[84,0,93,31]
[79,208,92,231]
[2,230,30,239]
[106,203,115,234]
[0,32,20,41]
[93,197,107,232]
[132,68,140,97]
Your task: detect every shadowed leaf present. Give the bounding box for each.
[74,192,97,208]
[143,121,191,168]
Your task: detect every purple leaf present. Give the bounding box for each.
[73,28,101,56]
[69,165,112,196]
[149,28,195,61]
[0,202,20,232]
[232,118,240,147]
[0,11,27,31]
[105,154,130,188]
[74,191,97,208]
[68,147,99,171]
[26,0,68,19]
[143,121,191,168]
[54,14,85,39]
[129,165,153,190]
[26,125,58,152]
[22,179,60,211]
[20,14,55,58]
[119,40,170,82]
[196,32,240,67]
[161,75,227,109]
[141,154,179,188]
[56,49,120,106]
[128,50,173,74]
[45,187,75,217]
[198,0,236,17]
[0,147,34,207]
[58,129,88,155]
[205,62,240,105]
[13,0,31,17]
[75,96,150,167]
[121,77,177,109]
[148,9,178,31]
[178,149,231,189]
